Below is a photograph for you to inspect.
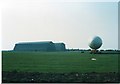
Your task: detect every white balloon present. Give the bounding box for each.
[89,36,102,49]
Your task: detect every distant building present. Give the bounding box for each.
[14,41,66,51]
[54,43,66,51]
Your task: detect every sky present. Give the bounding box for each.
[1,0,118,50]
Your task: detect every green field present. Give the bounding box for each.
[2,51,118,73]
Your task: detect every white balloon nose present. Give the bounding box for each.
[88,36,102,49]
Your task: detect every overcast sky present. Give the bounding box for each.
[1,0,118,50]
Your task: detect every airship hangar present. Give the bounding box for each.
[14,41,66,51]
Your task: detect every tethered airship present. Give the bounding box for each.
[89,36,102,53]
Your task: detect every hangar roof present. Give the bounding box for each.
[16,41,53,44]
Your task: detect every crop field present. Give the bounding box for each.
[2,51,119,83]
[2,51,118,72]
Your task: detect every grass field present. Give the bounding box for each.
[2,51,118,73]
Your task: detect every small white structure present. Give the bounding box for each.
[91,58,96,61]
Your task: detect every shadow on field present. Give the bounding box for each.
[2,71,120,83]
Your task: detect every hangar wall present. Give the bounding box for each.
[54,43,66,51]
[14,41,66,51]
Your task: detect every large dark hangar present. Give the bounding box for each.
[14,41,66,51]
